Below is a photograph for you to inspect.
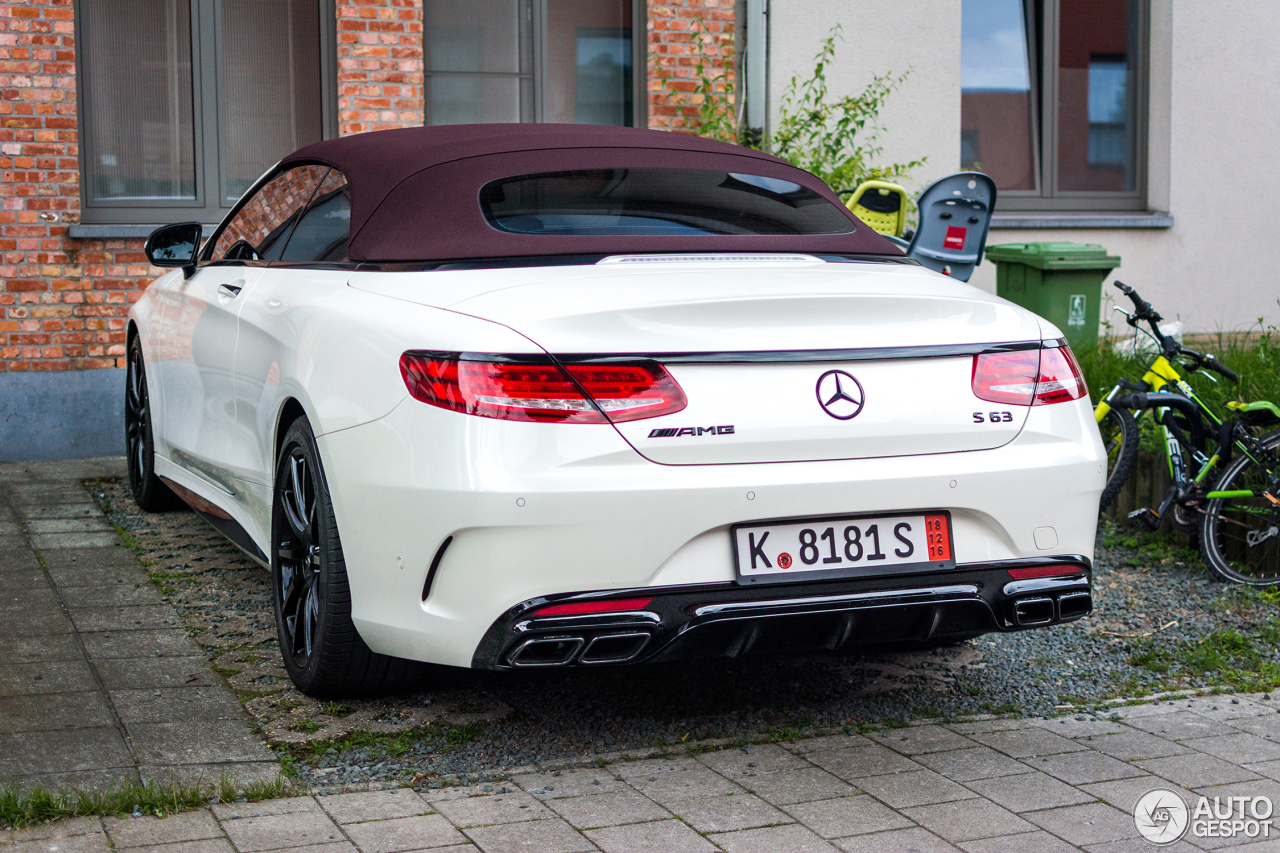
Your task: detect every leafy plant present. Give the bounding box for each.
[653,23,926,194]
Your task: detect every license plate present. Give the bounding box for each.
[732,511,954,585]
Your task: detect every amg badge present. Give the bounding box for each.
[648,425,735,438]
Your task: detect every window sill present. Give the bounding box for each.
[69,224,218,239]
[990,212,1174,229]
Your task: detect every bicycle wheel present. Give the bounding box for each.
[1200,430,1280,585]
[1098,406,1138,512]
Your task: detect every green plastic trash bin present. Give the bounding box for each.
[984,242,1121,350]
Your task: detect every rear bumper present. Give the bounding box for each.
[471,555,1092,669]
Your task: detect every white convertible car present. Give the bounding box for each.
[132,125,1104,697]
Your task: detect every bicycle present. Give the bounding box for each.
[1093,281,1280,585]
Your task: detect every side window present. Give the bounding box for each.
[208,165,329,262]
[279,170,351,263]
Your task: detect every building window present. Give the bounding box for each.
[76,0,337,225]
[961,0,1147,211]
[423,0,640,127]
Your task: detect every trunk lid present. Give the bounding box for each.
[350,256,1042,464]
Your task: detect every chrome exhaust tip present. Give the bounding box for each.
[1012,597,1054,627]
[509,636,584,667]
[580,632,651,664]
[1056,591,1092,621]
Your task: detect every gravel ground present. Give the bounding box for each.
[91,478,1280,792]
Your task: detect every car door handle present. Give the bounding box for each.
[217,283,243,299]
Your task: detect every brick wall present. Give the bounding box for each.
[0,0,722,374]
[337,0,424,135]
[646,0,735,133]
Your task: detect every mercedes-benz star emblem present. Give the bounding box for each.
[815,370,865,420]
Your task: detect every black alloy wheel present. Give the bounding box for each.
[125,337,183,512]
[270,416,425,697]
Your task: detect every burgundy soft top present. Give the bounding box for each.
[280,124,901,263]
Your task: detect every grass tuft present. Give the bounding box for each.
[0,776,287,830]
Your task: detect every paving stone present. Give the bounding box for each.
[0,581,59,609]
[668,793,791,833]
[1181,696,1273,721]
[17,503,107,519]
[710,822,843,853]
[212,796,321,820]
[342,814,466,852]
[1127,710,1223,741]
[0,559,43,581]
[1226,715,1280,739]
[913,747,1031,783]
[1024,802,1142,845]
[219,810,344,852]
[1022,749,1147,785]
[94,656,220,690]
[44,552,146,585]
[6,767,142,795]
[807,743,923,780]
[0,727,133,776]
[31,532,123,549]
[26,517,114,534]
[1082,839,1204,853]
[945,719,1036,735]
[111,687,246,724]
[431,790,554,827]
[1086,730,1196,761]
[586,818,717,853]
[119,840,236,853]
[139,761,281,788]
[3,632,84,665]
[738,766,855,805]
[784,794,913,838]
[69,605,181,632]
[611,756,703,781]
[62,583,165,608]
[958,830,1081,853]
[1080,775,1182,812]
[315,788,430,824]
[625,764,746,803]
[547,790,670,829]
[901,798,1034,843]
[7,833,113,852]
[0,604,75,636]
[786,733,874,755]
[1136,752,1263,787]
[849,769,977,809]
[696,742,809,777]
[968,728,1090,758]
[1241,758,1280,782]
[81,629,197,660]
[868,725,976,756]
[0,691,117,733]
[515,769,631,798]
[966,770,1095,812]
[0,659,100,697]
[103,809,222,848]
[464,817,596,853]
[832,826,961,853]
[128,719,274,764]
[1185,732,1280,765]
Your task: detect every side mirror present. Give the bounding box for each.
[145,222,203,277]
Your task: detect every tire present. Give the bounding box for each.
[1098,406,1138,512]
[125,337,184,512]
[1200,430,1280,585]
[271,416,424,697]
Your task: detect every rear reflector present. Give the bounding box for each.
[532,597,654,617]
[972,345,1087,407]
[1007,565,1085,579]
[400,353,686,423]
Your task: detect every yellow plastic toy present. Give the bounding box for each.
[844,180,909,237]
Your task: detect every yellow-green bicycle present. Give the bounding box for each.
[1095,281,1280,584]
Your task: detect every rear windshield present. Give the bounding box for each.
[480,169,855,236]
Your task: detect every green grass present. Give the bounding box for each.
[0,776,287,830]
[1128,617,1280,693]
[1076,322,1280,451]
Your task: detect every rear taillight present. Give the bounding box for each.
[1007,565,1085,579]
[532,597,654,617]
[399,353,687,423]
[972,344,1086,406]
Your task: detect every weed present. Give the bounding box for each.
[293,720,321,734]
[445,723,483,746]
[321,701,351,717]
[210,665,241,678]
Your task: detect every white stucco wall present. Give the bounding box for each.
[765,0,962,199]
[768,0,1280,334]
